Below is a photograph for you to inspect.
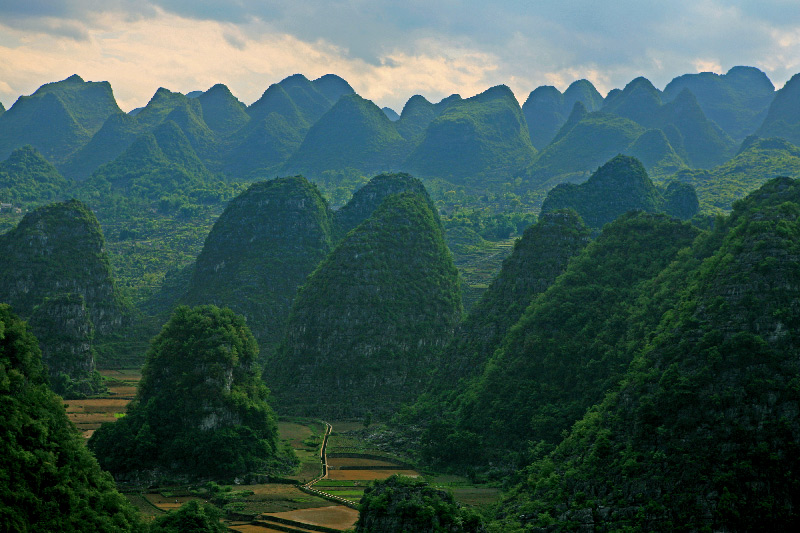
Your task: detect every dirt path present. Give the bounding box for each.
[299,422,358,508]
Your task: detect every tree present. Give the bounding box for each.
[150,501,227,533]
[0,304,144,531]
[89,305,293,480]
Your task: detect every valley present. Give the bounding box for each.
[3,63,800,531]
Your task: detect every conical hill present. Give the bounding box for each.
[283,93,408,177]
[269,192,462,417]
[513,177,800,531]
[404,85,536,183]
[181,176,334,352]
[333,172,429,238]
[663,66,775,140]
[757,72,800,146]
[0,145,70,204]
[0,74,121,164]
[540,155,697,229]
[431,210,591,389]
[0,199,129,334]
[440,212,699,468]
[523,80,603,149]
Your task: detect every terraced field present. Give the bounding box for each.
[64,369,140,438]
[67,377,498,530]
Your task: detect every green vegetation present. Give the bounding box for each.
[626,128,687,177]
[0,304,145,531]
[89,305,294,480]
[540,155,698,229]
[405,85,536,184]
[196,83,249,137]
[269,191,462,417]
[395,94,461,141]
[603,77,736,168]
[0,199,130,334]
[663,66,775,141]
[501,177,800,530]
[528,112,644,186]
[4,70,800,527]
[284,93,409,178]
[522,79,603,149]
[181,176,334,354]
[356,475,485,533]
[334,171,429,238]
[81,120,217,200]
[420,212,699,474]
[428,209,590,390]
[674,136,800,212]
[28,293,106,399]
[0,145,71,204]
[757,72,800,146]
[150,500,227,533]
[0,74,121,164]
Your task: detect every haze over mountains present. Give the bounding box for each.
[1,65,799,201]
[4,64,800,530]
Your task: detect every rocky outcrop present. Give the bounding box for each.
[28,293,104,398]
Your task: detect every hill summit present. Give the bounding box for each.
[182,176,334,353]
[268,191,462,417]
[540,155,698,228]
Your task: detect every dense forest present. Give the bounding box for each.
[2,66,800,530]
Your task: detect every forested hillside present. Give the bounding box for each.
[3,65,800,529]
[498,177,800,531]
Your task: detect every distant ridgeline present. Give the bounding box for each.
[0,68,796,203]
[493,176,800,531]
[267,188,462,418]
[0,199,129,397]
[540,155,699,229]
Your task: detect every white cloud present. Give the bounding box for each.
[1,1,800,111]
[0,9,506,111]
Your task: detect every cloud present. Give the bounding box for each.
[0,0,799,111]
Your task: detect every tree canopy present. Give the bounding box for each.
[89,305,292,480]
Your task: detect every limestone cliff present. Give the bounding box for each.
[28,293,104,398]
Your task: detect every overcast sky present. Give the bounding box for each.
[1,0,799,112]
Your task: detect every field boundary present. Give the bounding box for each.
[326,453,414,469]
[300,422,360,511]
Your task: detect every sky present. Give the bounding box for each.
[1,0,799,112]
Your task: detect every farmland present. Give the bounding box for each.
[68,376,499,530]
